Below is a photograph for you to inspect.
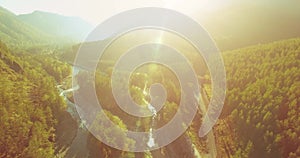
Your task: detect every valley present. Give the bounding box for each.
[0,2,299,158]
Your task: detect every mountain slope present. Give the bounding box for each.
[18,11,93,42]
[214,38,300,157]
[0,40,73,157]
[198,1,300,51]
[0,6,54,47]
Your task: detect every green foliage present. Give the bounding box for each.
[222,38,300,157]
[0,41,68,157]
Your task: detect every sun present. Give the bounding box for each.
[163,0,230,14]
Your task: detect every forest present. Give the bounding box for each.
[57,37,300,157]
[1,30,300,158]
[0,41,71,157]
[0,3,299,157]
[215,38,300,157]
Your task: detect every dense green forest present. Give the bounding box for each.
[70,29,300,157]
[0,3,299,157]
[0,41,71,157]
[1,32,299,157]
[74,59,204,157]
[215,38,300,157]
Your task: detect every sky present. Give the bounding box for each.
[0,0,231,26]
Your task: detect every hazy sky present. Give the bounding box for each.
[0,0,231,25]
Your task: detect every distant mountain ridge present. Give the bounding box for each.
[0,6,94,48]
[0,6,53,47]
[18,11,93,42]
[198,1,300,51]
[1,2,300,51]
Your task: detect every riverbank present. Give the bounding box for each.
[55,85,90,158]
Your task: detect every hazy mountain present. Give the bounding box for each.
[18,11,93,42]
[198,1,300,50]
[0,6,53,47]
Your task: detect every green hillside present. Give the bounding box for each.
[0,41,72,157]
[215,38,300,157]
[1,33,299,158]
[200,1,300,51]
[0,7,54,47]
[18,11,93,41]
[68,30,300,157]
[0,3,299,157]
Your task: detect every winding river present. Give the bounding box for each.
[57,84,90,158]
[56,77,214,158]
